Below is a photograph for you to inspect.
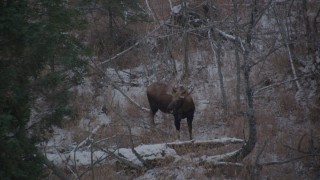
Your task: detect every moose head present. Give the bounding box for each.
[168,86,189,114]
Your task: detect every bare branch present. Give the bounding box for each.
[255,140,268,165]
[90,58,150,112]
[167,138,244,150]
[215,28,245,51]
[145,0,159,23]
[73,124,106,151]
[96,146,142,170]
[254,77,300,96]
[100,41,140,66]
[99,25,162,65]
[105,100,148,168]
[38,151,70,180]
[271,4,302,91]
[298,133,308,153]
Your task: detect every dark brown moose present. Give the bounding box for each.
[146,82,195,140]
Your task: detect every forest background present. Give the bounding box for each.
[0,0,319,179]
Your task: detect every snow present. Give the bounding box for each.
[38,7,320,179]
[171,5,182,15]
[44,137,245,170]
[115,143,178,166]
[45,142,178,167]
[46,149,107,166]
[45,127,73,153]
[41,46,247,175]
[200,149,241,163]
[197,99,210,111]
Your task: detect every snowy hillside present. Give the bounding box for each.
[38,0,320,179]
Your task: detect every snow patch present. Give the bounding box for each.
[46,150,107,166]
[45,127,73,153]
[116,143,178,166]
[45,143,177,167]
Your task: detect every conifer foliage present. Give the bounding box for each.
[0,0,89,178]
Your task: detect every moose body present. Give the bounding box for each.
[146,82,195,140]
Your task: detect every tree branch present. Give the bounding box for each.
[104,97,148,168]
[99,25,162,65]
[271,4,302,91]
[254,77,300,95]
[97,146,143,170]
[90,58,150,112]
[39,151,70,180]
[167,138,244,150]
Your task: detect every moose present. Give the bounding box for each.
[146,82,195,140]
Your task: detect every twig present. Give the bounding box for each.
[99,25,162,65]
[253,77,300,95]
[74,124,104,150]
[271,4,301,91]
[298,133,308,153]
[167,138,244,150]
[255,140,268,165]
[96,146,142,170]
[105,98,148,168]
[77,154,108,179]
[145,0,159,24]
[99,41,139,65]
[38,151,70,180]
[90,58,150,112]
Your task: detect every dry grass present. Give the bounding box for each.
[278,91,298,113]
[80,165,130,180]
[309,105,320,123]
[270,53,291,75]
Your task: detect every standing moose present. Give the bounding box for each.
[146,82,195,140]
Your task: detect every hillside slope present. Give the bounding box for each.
[42,0,320,179]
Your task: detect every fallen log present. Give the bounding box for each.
[112,137,244,168]
[166,137,244,150]
[45,137,245,172]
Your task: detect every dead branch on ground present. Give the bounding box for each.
[167,138,243,150]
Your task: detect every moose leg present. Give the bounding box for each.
[150,112,155,126]
[187,117,193,140]
[174,118,181,140]
[149,108,158,126]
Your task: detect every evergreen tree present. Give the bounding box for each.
[0,0,89,178]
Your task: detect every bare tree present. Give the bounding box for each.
[232,0,241,109]
[181,0,190,79]
[208,30,228,109]
[271,4,301,91]
[222,0,273,162]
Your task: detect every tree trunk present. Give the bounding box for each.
[183,31,189,78]
[233,0,241,109]
[242,49,257,159]
[108,6,113,42]
[181,0,189,79]
[216,37,227,109]
[225,0,258,162]
[208,30,227,109]
[271,5,301,91]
